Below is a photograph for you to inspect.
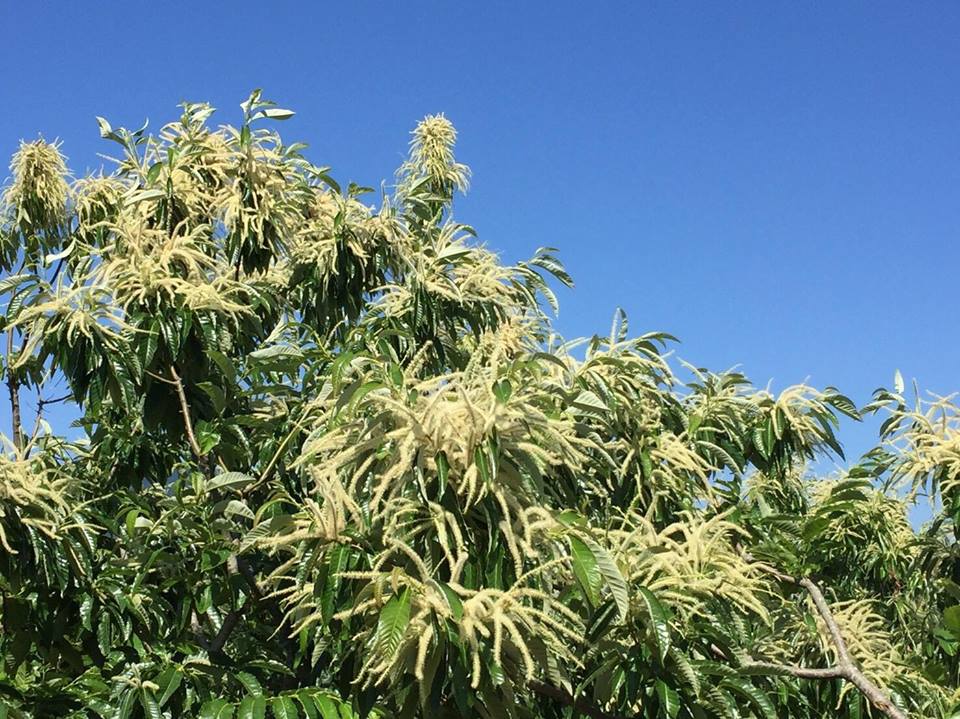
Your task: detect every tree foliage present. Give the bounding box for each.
[0,91,957,718]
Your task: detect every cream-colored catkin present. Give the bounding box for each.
[414,623,435,680]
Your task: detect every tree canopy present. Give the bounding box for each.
[0,91,957,719]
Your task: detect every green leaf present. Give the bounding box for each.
[321,543,351,621]
[655,680,680,719]
[223,499,255,520]
[636,586,671,661]
[492,378,512,404]
[568,535,602,606]
[127,188,166,205]
[944,605,960,638]
[198,381,227,414]
[580,535,629,622]
[209,349,237,384]
[640,450,654,479]
[114,690,137,719]
[271,697,299,719]
[239,696,267,719]
[236,671,264,696]
[196,420,221,454]
[200,699,231,719]
[847,688,863,719]
[259,108,296,120]
[388,362,404,388]
[435,581,464,620]
[572,390,607,413]
[247,659,295,677]
[249,344,304,372]
[802,515,831,541]
[348,380,385,412]
[125,508,140,536]
[140,690,161,719]
[157,667,182,706]
[96,116,113,138]
[720,677,777,719]
[0,273,34,295]
[311,694,340,719]
[146,162,163,184]
[752,426,769,459]
[96,614,112,656]
[208,472,257,492]
[435,450,449,498]
[295,691,319,719]
[374,589,411,659]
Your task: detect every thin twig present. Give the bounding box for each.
[28,391,73,445]
[168,364,204,460]
[6,329,22,450]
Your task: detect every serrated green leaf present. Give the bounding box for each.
[239,696,267,719]
[200,699,231,719]
[580,535,629,622]
[157,667,182,706]
[140,690,161,719]
[374,589,411,660]
[209,472,257,492]
[271,696,298,719]
[720,677,777,719]
[311,694,340,719]
[236,671,263,696]
[944,605,960,638]
[655,679,680,719]
[114,690,137,719]
[636,586,671,661]
[294,691,318,719]
[568,535,602,606]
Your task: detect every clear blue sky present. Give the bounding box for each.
[2,2,958,480]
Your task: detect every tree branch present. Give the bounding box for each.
[740,660,846,680]
[192,544,269,661]
[28,391,72,445]
[750,561,910,719]
[6,329,22,450]
[168,364,204,460]
[209,607,242,655]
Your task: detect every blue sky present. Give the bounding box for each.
[2,2,958,484]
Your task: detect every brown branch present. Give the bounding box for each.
[168,364,204,460]
[191,605,238,659]
[190,609,212,652]
[209,608,242,655]
[750,561,910,719]
[527,680,628,719]
[197,540,269,659]
[740,660,846,680]
[28,391,73,445]
[191,555,259,659]
[6,329,22,450]
[798,576,852,663]
[4,257,65,451]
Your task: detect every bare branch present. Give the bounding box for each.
[749,560,910,719]
[6,329,22,450]
[798,576,853,664]
[168,364,204,460]
[29,391,73,445]
[740,660,845,680]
